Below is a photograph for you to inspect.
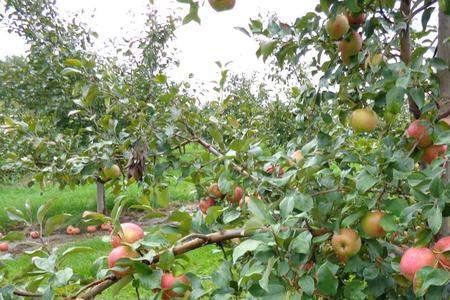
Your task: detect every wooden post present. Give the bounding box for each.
[96,180,106,214]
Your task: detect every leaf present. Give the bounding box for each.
[233,240,262,263]
[409,88,425,109]
[414,267,450,297]
[0,231,26,241]
[289,231,312,254]
[37,199,55,225]
[421,7,435,31]
[234,26,250,37]
[112,276,133,295]
[380,214,397,232]
[156,186,170,208]
[299,275,315,295]
[44,214,71,236]
[158,251,175,270]
[356,170,378,193]
[61,67,82,76]
[386,87,405,114]
[280,195,295,219]
[259,40,278,62]
[316,262,339,296]
[259,257,276,292]
[293,193,314,212]
[430,177,444,198]
[5,207,29,224]
[248,197,274,224]
[218,172,233,194]
[428,206,442,234]
[64,59,83,67]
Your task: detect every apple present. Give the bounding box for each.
[347,12,365,25]
[101,222,113,232]
[339,31,363,64]
[66,225,75,235]
[111,223,144,248]
[30,231,40,239]
[87,225,97,233]
[400,247,437,280]
[108,246,139,277]
[351,108,378,132]
[161,273,190,300]
[227,186,244,204]
[420,145,447,165]
[361,211,386,238]
[433,236,450,268]
[288,150,304,166]
[208,0,235,12]
[103,164,121,180]
[326,14,350,40]
[199,198,216,214]
[264,164,284,176]
[0,242,8,252]
[331,228,362,257]
[406,120,432,148]
[207,183,223,199]
[72,227,81,235]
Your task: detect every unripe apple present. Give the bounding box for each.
[161,273,190,300]
[207,183,223,199]
[199,198,216,214]
[208,0,235,12]
[420,145,447,165]
[351,108,378,132]
[326,14,350,40]
[339,31,363,64]
[361,211,386,238]
[0,242,9,252]
[400,247,436,280]
[331,228,362,257]
[108,246,139,277]
[103,164,121,180]
[227,186,244,204]
[433,236,450,268]
[406,120,432,148]
[346,12,365,25]
[101,223,113,232]
[30,231,40,239]
[87,225,97,233]
[111,223,144,248]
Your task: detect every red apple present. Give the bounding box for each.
[208,0,235,12]
[66,225,75,235]
[433,236,450,268]
[326,14,350,40]
[227,186,243,204]
[199,198,216,214]
[0,242,8,252]
[338,31,363,64]
[108,246,139,277]
[361,211,386,238]
[72,227,81,235]
[420,145,447,165]
[400,247,437,281]
[161,273,190,300]
[103,164,121,180]
[87,225,97,233]
[207,183,223,199]
[347,12,365,25]
[101,223,113,232]
[331,228,361,257]
[111,223,144,248]
[30,231,40,239]
[351,108,378,132]
[406,120,432,148]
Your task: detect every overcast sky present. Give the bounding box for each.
[0,0,317,100]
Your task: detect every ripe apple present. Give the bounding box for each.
[30,231,40,239]
[347,12,365,25]
[199,198,216,214]
[361,211,386,238]
[339,31,363,64]
[208,0,235,12]
[72,227,81,235]
[264,163,284,176]
[101,223,113,232]
[351,108,378,132]
[108,246,139,277]
[103,164,121,180]
[66,225,75,235]
[326,14,350,40]
[433,236,450,268]
[406,119,432,148]
[111,223,144,248]
[0,242,8,252]
[331,228,362,257]
[400,247,437,280]
[207,183,223,199]
[227,186,244,204]
[420,145,447,165]
[87,225,97,233]
[161,273,190,300]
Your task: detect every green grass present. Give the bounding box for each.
[4,236,222,299]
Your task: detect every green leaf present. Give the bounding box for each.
[428,206,442,234]
[356,171,378,193]
[233,240,262,263]
[218,173,233,194]
[430,177,444,198]
[44,214,71,236]
[61,67,82,76]
[5,207,29,224]
[280,195,295,219]
[205,206,222,225]
[60,247,94,262]
[380,214,397,232]
[386,87,405,114]
[414,267,450,297]
[421,7,435,31]
[156,186,170,208]
[429,58,448,70]
[0,231,26,242]
[259,257,276,292]
[154,74,167,84]
[37,199,55,225]
[64,58,83,67]
[248,197,274,224]
[299,275,315,295]
[293,193,314,212]
[289,231,312,254]
[158,251,175,270]
[409,88,425,109]
[259,40,278,62]
[316,262,339,296]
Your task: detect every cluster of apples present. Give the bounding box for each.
[208,0,235,12]
[326,11,365,64]
[406,119,447,165]
[107,223,189,299]
[199,183,244,214]
[66,223,112,235]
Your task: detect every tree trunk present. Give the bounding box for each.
[96,181,106,214]
[437,7,450,236]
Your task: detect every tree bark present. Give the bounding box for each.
[96,181,106,214]
[437,7,450,236]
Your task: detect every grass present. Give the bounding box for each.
[3,236,223,299]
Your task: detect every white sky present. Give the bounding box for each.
[0,0,317,100]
